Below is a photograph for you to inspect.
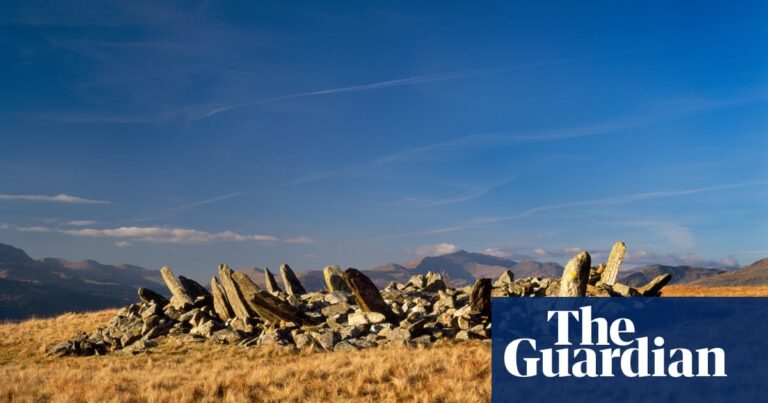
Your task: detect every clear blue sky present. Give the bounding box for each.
[1,1,766,280]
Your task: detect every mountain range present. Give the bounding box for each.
[242,250,563,290]
[0,243,163,320]
[1,242,767,320]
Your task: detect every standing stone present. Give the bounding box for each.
[264,267,282,294]
[160,266,194,309]
[601,241,626,285]
[323,265,350,293]
[343,268,393,320]
[559,251,591,297]
[137,288,169,307]
[211,276,234,322]
[638,274,672,296]
[217,264,252,320]
[469,278,492,316]
[280,264,307,296]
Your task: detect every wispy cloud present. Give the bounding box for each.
[0,194,110,204]
[1,223,314,245]
[125,192,247,223]
[393,180,767,237]
[68,220,96,226]
[471,181,768,225]
[196,70,492,120]
[406,175,518,207]
[285,94,766,185]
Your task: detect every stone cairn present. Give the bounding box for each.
[45,242,671,357]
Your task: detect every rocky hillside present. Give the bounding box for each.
[620,264,726,287]
[242,250,563,291]
[0,243,163,320]
[690,258,768,286]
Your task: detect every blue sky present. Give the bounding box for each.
[1,1,767,280]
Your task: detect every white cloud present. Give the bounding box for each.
[284,236,315,244]
[15,226,54,233]
[414,243,458,257]
[483,248,513,258]
[62,226,279,244]
[0,194,110,204]
[115,241,131,248]
[532,248,548,257]
[1,223,311,245]
[68,220,96,226]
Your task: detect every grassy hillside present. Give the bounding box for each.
[0,310,490,402]
[4,285,768,402]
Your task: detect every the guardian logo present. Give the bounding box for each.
[504,306,727,378]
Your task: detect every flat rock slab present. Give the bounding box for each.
[137,288,169,307]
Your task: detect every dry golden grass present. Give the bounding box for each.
[0,310,490,403]
[3,285,766,402]
[662,284,768,297]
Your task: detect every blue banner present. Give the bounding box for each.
[491,297,768,402]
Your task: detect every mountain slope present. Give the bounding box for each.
[0,243,163,320]
[620,264,726,287]
[690,258,768,286]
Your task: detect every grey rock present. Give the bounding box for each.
[280,263,307,296]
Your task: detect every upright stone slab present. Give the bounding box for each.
[638,273,672,296]
[343,268,393,320]
[469,278,492,316]
[559,251,591,297]
[323,265,350,293]
[217,264,252,320]
[211,276,234,322]
[137,287,169,307]
[160,266,194,309]
[280,264,307,296]
[264,267,282,294]
[601,241,626,285]
[232,272,308,324]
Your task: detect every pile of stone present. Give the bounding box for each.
[45,241,671,357]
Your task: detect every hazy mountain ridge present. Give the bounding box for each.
[243,250,564,291]
[620,264,726,287]
[0,243,163,320]
[3,242,768,320]
[689,258,768,286]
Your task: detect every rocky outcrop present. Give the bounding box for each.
[47,241,673,357]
